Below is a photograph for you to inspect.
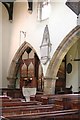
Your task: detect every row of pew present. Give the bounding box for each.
[0,94,80,120]
[30,93,80,109]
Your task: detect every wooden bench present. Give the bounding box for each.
[1,109,79,120]
[70,99,80,109]
[49,94,80,109]
[30,94,80,110]
[2,101,42,107]
[2,103,63,116]
[30,94,55,104]
[1,98,23,102]
[1,94,80,120]
[0,88,24,98]
[40,94,80,109]
[0,96,10,99]
[30,94,80,103]
[2,104,54,116]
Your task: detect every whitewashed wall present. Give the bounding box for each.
[77,14,80,25]
[0,3,2,88]
[66,42,79,92]
[2,1,77,87]
[2,4,13,87]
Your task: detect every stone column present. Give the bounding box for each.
[44,77,58,94]
[7,77,16,88]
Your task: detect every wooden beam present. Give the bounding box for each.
[28,0,33,11]
[2,2,14,22]
[66,1,80,15]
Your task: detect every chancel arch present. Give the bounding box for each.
[44,26,80,94]
[7,41,44,92]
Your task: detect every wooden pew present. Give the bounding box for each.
[1,94,80,120]
[41,94,80,108]
[48,94,80,110]
[30,94,54,104]
[71,99,80,109]
[30,94,80,110]
[47,94,80,101]
[30,94,79,103]
[1,98,23,102]
[0,96,10,99]
[2,101,42,107]
[2,104,63,116]
[1,109,79,120]
[0,88,24,98]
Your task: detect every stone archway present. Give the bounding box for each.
[44,26,80,94]
[7,41,38,88]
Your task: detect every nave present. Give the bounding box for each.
[0,1,80,120]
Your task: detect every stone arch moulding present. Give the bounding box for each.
[45,26,80,79]
[7,41,38,88]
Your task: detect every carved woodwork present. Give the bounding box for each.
[2,2,14,22]
[15,47,43,91]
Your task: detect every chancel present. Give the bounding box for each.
[0,0,80,120]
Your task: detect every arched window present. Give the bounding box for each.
[37,0,51,21]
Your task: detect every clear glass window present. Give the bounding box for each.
[37,0,51,21]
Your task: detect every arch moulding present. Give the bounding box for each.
[7,41,37,88]
[45,26,80,79]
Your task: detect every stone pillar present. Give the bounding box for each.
[44,77,58,94]
[7,77,16,88]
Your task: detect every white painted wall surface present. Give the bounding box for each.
[0,3,2,88]
[66,42,78,92]
[77,14,80,25]
[2,1,77,87]
[2,4,13,87]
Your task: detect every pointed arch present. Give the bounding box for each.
[45,26,80,79]
[7,41,38,88]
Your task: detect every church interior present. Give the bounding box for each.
[0,0,80,119]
